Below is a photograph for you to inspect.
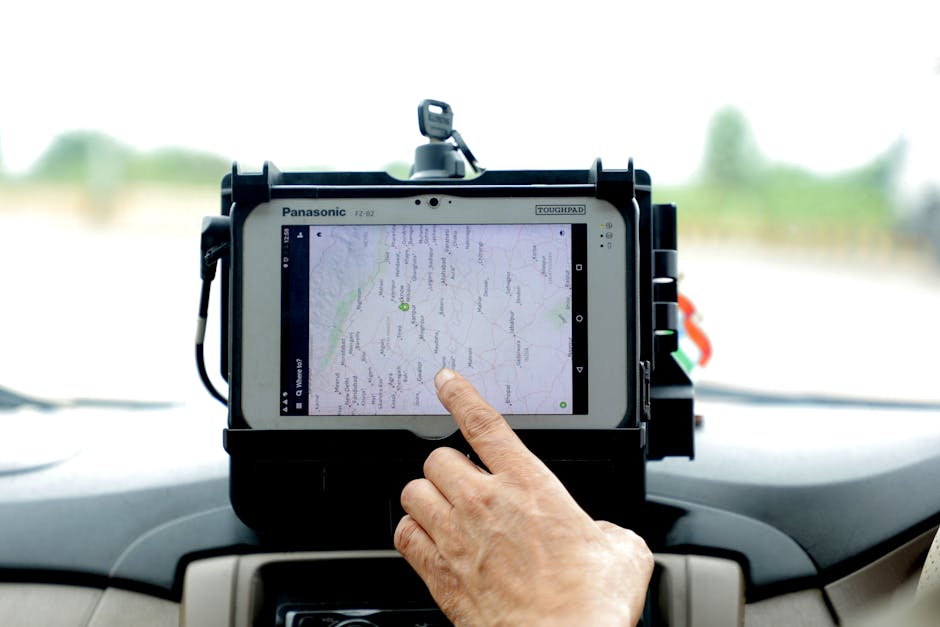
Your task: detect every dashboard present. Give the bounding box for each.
[1,395,939,625]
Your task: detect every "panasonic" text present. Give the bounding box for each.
[282,207,347,217]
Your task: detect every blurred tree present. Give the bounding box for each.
[700,107,764,186]
[854,137,906,193]
[129,147,229,185]
[30,131,229,186]
[29,131,132,220]
[384,161,412,180]
[662,107,900,243]
[29,130,132,183]
[27,130,229,221]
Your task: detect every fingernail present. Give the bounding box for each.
[434,368,457,392]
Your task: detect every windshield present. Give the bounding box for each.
[2,1,938,409]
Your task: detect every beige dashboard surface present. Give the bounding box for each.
[0,584,178,627]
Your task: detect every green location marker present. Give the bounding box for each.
[559,401,568,409]
[399,302,410,312]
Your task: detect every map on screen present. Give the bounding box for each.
[305,224,574,416]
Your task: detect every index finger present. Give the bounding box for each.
[434,369,534,473]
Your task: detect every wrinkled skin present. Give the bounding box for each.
[395,368,654,626]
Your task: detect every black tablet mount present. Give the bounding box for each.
[200,100,694,546]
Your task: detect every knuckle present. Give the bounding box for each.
[513,459,552,483]
[460,403,502,441]
[624,527,650,550]
[638,542,655,574]
[460,483,495,512]
[393,516,419,553]
[399,478,424,508]
[425,501,445,530]
[616,528,655,573]
[438,377,469,404]
[437,527,468,561]
[635,533,655,563]
[423,447,451,475]
[595,519,616,532]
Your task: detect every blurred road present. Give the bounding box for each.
[1,213,938,409]
[680,241,940,403]
[0,210,216,406]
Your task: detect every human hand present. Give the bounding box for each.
[394,368,654,626]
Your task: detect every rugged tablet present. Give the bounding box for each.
[236,194,628,437]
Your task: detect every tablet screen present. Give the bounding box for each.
[280,223,588,416]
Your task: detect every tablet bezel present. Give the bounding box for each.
[232,190,636,437]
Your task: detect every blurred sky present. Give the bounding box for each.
[1,0,938,184]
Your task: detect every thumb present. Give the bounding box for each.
[595,520,655,575]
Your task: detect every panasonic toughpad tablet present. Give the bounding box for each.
[233,192,632,438]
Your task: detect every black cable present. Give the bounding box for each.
[197,216,232,406]
[197,276,227,405]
